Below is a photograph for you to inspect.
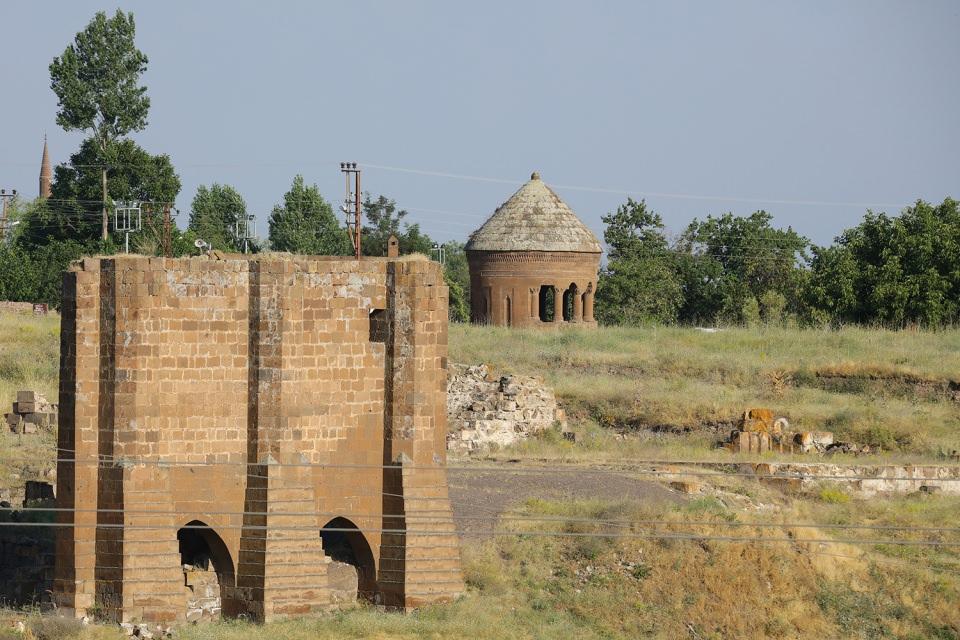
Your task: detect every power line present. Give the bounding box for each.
[18,453,960,483]
[0,158,916,210]
[0,520,955,548]
[361,163,912,210]
[4,505,959,534]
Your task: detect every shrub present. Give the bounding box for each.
[817,485,851,504]
[28,616,83,640]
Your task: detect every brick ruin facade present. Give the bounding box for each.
[465,173,602,329]
[53,254,464,624]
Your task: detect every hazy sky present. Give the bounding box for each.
[1,1,958,247]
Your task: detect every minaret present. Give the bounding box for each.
[39,136,52,199]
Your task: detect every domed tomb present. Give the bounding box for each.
[465,172,601,327]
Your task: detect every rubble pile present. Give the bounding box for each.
[183,565,221,622]
[447,363,566,454]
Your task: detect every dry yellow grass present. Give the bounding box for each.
[0,312,59,492]
[449,324,960,460]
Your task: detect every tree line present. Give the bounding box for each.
[595,197,960,328]
[0,10,471,317]
[1,10,956,330]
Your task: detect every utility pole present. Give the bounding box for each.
[340,162,362,259]
[431,242,446,266]
[0,189,16,243]
[162,204,173,257]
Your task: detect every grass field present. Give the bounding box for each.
[6,490,959,639]
[0,312,59,494]
[449,324,960,461]
[1,315,959,638]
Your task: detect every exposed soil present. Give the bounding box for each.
[447,465,685,537]
[794,370,960,402]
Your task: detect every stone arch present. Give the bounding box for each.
[321,517,377,602]
[562,283,578,322]
[538,285,555,322]
[582,282,595,322]
[177,520,236,621]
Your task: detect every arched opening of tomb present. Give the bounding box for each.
[321,517,377,603]
[582,282,594,322]
[177,521,236,622]
[504,296,512,327]
[562,284,578,322]
[538,285,555,322]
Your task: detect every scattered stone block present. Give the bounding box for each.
[6,391,56,434]
[669,480,703,494]
[795,431,834,453]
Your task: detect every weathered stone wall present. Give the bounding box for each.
[748,462,960,497]
[53,255,464,624]
[447,363,565,453]
[0,522,54,606]
[467,250,599,327]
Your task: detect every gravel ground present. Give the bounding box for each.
[446,464,685,537]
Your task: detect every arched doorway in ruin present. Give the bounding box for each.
[320,517,377,602]
[177,520,236,621]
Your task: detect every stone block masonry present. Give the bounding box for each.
[53,254,464,624]
[446,364,566,454]
[5,390,57,434]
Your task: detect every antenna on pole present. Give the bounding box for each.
[339,162,362,260]
[235,213,255,254]
[113,200,142,254]
[431,242,446,265]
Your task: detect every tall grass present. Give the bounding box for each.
[450,324,960,458]
[168,495,960,640]
[0,312,60,491]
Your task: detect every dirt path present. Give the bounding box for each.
[446,464,684,537]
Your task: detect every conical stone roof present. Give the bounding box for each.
[466,172,602,253]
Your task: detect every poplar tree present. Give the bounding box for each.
[49,10,150,240]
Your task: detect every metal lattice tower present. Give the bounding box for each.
[114,201,143,253]
[340,162,362,260]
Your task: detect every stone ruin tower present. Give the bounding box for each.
[465,172,602,328]
[53,254,464,624]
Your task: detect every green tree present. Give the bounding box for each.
[806,199,960,327]
[0,245,37,303]
[443,241,470,322]
[49,9,150,240]
[189,184,247,252]
[595,198,683,324]
[268,175,352,255]
[18,138,179,251]
[360,194,434,256]
[677,211,809,324]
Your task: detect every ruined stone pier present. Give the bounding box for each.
[53,254,464,624]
